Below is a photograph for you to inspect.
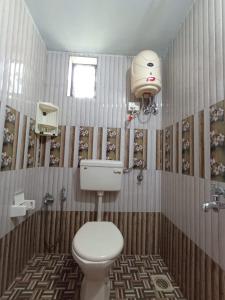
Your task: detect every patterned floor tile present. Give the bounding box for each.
[1,254,185,300]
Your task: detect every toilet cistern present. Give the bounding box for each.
[80,159,123,221]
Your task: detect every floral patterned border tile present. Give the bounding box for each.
[106,128,121,161]
[1,106,20,171]
[133,129,147,169]
[27,118,36,168]
[19,116,27,169]
[49,126,66,167]
[199,110,205,178]
[164,125,173,172]
[210,100,225,182]
[182,115,194,176]
[79,127,93,161]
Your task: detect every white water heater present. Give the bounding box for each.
[131,50,161,98]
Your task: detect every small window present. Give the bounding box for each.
[67,56,97,99]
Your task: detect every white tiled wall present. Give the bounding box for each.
[0,0,47,238]
[3,0,224,276]
[41,52,162,214]
[162,0,225,271]
[0,1,162,239]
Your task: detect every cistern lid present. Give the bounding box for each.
[80,159,123,168]
[73,222,124,262]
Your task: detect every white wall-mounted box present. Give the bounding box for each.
[35,102,59,136]
[10,192,35,218]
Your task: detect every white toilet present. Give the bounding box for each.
[72,160,124,300]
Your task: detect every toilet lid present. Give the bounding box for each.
[72,222,124,262]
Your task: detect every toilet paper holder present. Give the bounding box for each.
[10,192,35,218]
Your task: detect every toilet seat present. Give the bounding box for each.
[72,222,124,262]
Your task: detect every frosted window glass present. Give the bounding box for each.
[72,64,96,99]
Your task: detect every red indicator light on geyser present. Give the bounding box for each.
[146,76,156,82]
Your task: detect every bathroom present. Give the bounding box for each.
[0,0,225,299]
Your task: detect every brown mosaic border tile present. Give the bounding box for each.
[35,211,160,255]
[0,213,37,296]
[160,214,225,300]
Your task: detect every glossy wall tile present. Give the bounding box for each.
[40,52,162,214]
[0,0,47,239]
[161,0,225,286]
[160,215,225,300]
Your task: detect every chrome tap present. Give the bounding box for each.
[214,186,225,197]
[203,197,223,212]
[203,186,225,212]
[43,193,54,206]
[137,168,144,183]
[61,187,67,202]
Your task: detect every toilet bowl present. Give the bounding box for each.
[72,221,124,300]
